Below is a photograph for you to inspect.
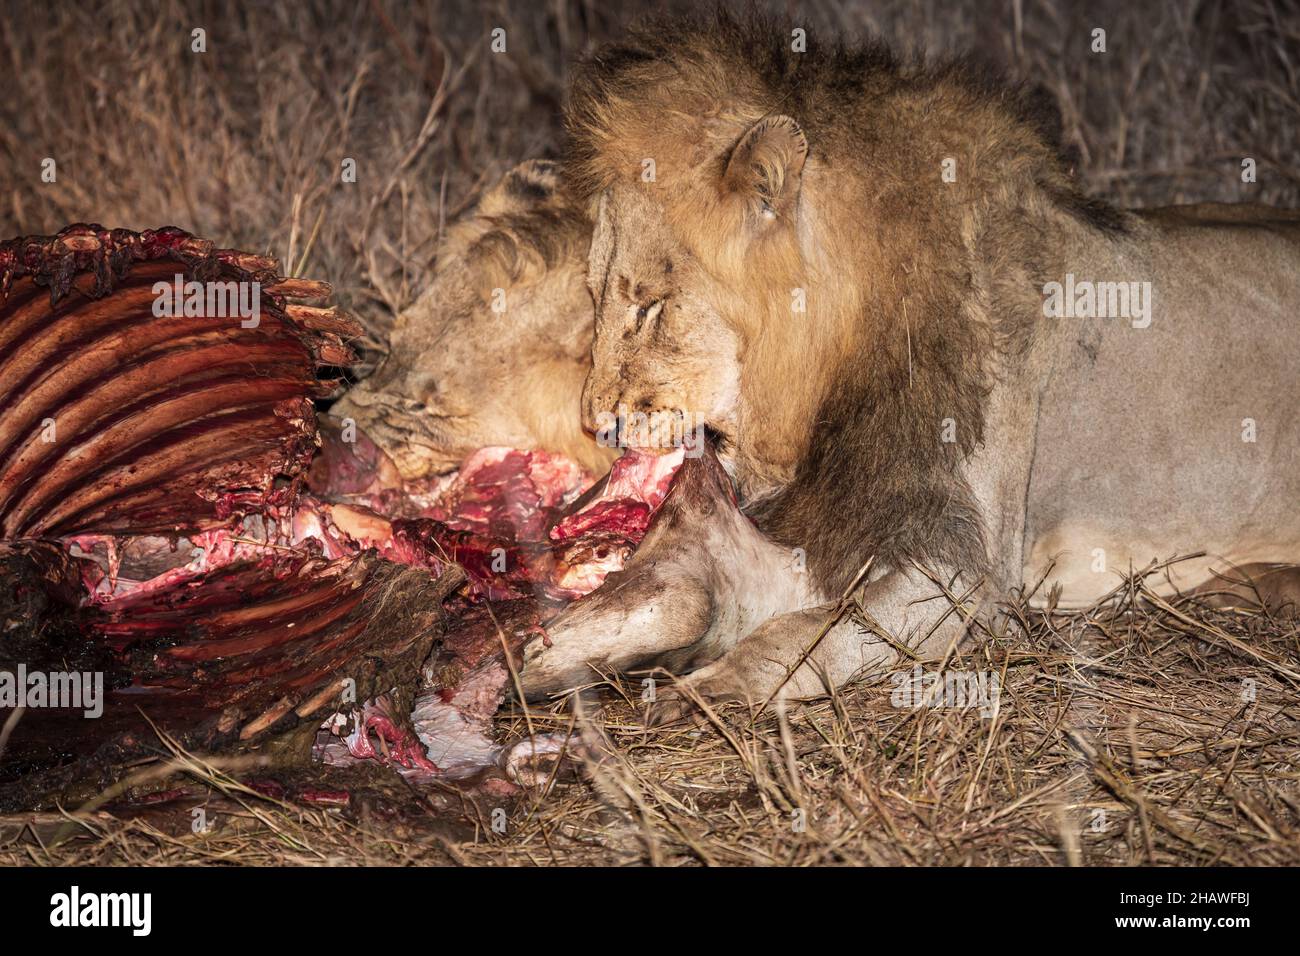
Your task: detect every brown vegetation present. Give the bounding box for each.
[1,0,1298,865]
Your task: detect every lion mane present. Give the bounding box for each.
[563,10,1129,593]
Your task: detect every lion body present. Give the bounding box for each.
[1022,205,1300,606]
[520,15,1300,705]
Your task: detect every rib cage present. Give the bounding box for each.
[0,224,358,538]
[0,225,460,802]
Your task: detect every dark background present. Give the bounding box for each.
[2,0,1296,355]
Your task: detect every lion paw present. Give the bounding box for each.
[643,673,743,728]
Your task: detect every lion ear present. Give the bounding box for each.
[476,159,561,218]
[722,115,808,218]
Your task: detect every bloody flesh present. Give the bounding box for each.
[0,224,690,803]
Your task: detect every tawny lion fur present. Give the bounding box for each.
[518,11,1300,709]
[333,159,615,478]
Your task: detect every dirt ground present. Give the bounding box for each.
[1,0,1298,865]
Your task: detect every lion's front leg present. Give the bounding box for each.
[649,566,972,721]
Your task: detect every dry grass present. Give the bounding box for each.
[5,563,1299,866]
[1,0,1299,865]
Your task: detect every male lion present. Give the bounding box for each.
[333,159,614,478]
[519,13,1300,711]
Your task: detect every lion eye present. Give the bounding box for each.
[633,298,664,333]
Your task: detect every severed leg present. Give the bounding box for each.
[519,444,818,699]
